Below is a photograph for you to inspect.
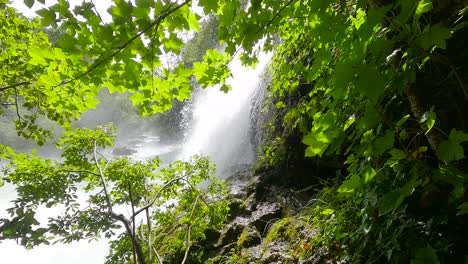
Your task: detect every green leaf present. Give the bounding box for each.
[456,202,468,216]
[187,11,200,31]
[415,23,451,50]
[448,129,468,144]
[416,0,433,15]
[358,105,381,130]
[130,92,146,105]
[356,66,385,99]
[411,246,439,264]
[437,140,465,162]
[424,111,436,135]
[374,130,394,155]
[275,101,286,109]
[378,191,401,215]
[303,132,330,157]
[320,208,335,215]
[220,84,231,93]
[396,114,410,126]
[413,0,432,25]
[24,0,34,8]
[334,61,354,97]
[131,7,148,18]
[338,174,361,193]
[36,8,56,26]
[389,148,406,160]
[136,0,153,8]
[199,0,219,14]
[363,166,376,184]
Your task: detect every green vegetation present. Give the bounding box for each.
[1,124,229,263]
[0,0,467,263]
[249,0,468,262]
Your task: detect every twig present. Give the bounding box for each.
[60,169,101,177]
[13,88,24,122]
[131,175,186,219]
[89,0,103,22]
[256,0,296,34]
[181,194,199,264]
[56,0,191,88]
[93,140,113,212]
[92,141,146,263]
[152,245,163,264]
[131,160,201,220]
[139,164,153,264]
[128,183,138,264]
[0,82,30,92]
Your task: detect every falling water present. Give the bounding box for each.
[180,52,272,176]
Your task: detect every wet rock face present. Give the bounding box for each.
[202,168,305,263]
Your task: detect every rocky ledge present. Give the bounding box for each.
[199,168,317,264]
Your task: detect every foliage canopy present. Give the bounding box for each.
[0,0,467,263]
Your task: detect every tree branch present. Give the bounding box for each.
[13,88,24,122]
[181,194,199,264]
[256,0,297,34]
[57,0,191,88]
[131,159,203,220]
[130,175,186,219]
[60,169,101,177]
[93,140,113,212]
[0,82,30,92]
[139,164,154,264]
[128,183,138,264]
[92,141,146,263]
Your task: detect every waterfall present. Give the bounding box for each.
[0,52,271,264]
[179,53,272,175]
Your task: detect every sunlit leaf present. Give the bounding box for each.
[338,174,361,193]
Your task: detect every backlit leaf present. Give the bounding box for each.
[24,0,34,8]
[338,174,361,193]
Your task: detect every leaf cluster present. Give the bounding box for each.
[1,125,229,263]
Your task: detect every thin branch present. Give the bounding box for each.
[13,88,24,122]
[152,246,163,264]
[256,0,296,34]
[128,183,138,264]
[131,175,186,219]
[181,194,199,264]
[139,164,153,264]
[89,0,103,22]
[93,140,113,212]
[92,141,145,263]
[226,0,296,66]
[0,82,30,92]
[179,178,209,206]
[57,0,191,88]
[131,160,202,220]
[60,169,101,177]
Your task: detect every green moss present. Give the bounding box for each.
[265,217,303,243]
[206,248,250,264]
[236,227,249,249]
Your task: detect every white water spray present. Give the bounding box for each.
[180,52,272,175]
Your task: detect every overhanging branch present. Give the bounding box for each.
[0,82,30,92]
[58,0,191,88]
